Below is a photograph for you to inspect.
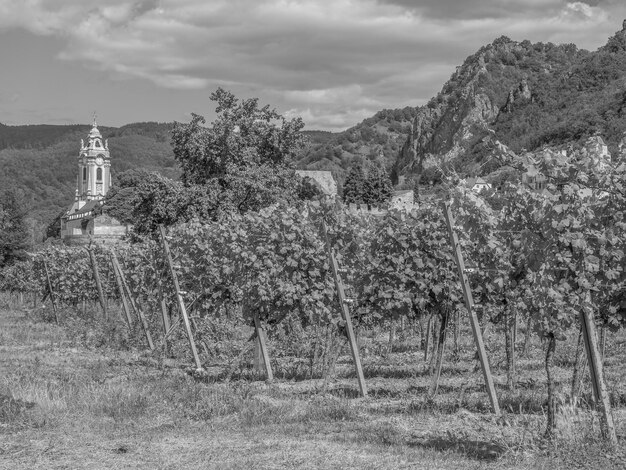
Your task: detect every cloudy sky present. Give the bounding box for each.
[1,0,625,131]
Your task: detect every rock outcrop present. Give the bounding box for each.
[392,21,626,183]
[504,78,532,112]
[393,51,499,177]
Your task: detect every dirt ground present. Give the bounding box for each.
[1,304,625,469]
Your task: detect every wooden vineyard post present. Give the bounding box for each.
[442,202,500,415]
[42,259,59,325]
[580,290,617,446]
[424,314,433,362]
[153,260,171,335]
[87,248,108,319]
[159,225,202,370]
[253,311,273,381]
[253,335,265,371]
[109,251,134,330]
[428,309,449,397]
[113,256,155,350]
[322,222,367,398]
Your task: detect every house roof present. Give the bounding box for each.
[74,200,100,215]
[63,200,101,221]
[393,190,413,196]
[295,170,337,196]
[523,164,541,177]
[465,177,490,188]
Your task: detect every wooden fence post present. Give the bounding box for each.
[424,314,433,362]
[113,255,154,350]
[580,290,617,447]
[429,308,449,397]
[322,222,367,398]
[442,202,500,415]
[159,225,202,370]
[42,259,59,325]
[153,260,171,335]
[253,311,273,381]
[87,248,107,319]
[109,251,134,330]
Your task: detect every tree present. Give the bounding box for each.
[103,170,223,238]
[365,164,393,205]
[172,88,306,185]
[44,210,65,240]
[343,162,393,206]
[343,164,366,204]
[297,175,325,201]
[170,88,306,214]
[0,189,30,267]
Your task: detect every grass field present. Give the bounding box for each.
[1,298,625,469]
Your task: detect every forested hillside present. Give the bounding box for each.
[296,107,418,181]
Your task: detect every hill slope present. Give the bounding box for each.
[296,107,418,182]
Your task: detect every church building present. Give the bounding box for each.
[60,118,129,244]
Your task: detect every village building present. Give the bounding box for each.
[521,163,548,191]
[60,118,129,245]
[464,177,492,192]
[389,189,416,211]
[520,137,611,196]
[295,170,338,198]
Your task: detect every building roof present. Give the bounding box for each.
[295,170,337,196]
[465,177,490,188]
[74,200,100,216]
[393,189,413,196]
[62,200,101,221]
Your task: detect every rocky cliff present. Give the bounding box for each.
[392,21,626,183]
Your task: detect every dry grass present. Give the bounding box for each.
[0,296,625,469]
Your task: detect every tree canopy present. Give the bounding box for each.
[0,189,30,267]
[172,88,306,185]
[104,89,310,238]
[343,161,393,206]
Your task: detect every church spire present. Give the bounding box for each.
[77,114,110,202]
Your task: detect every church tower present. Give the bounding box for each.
[61,115,128,245]
[76,115,111,206]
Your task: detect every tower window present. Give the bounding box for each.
[96,168,103,181]
[83,167,87,181]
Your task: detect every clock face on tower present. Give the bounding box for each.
[95,155,104,165]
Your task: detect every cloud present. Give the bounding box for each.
[281,84,385,130]
[377,0,567,20]
[0,91,20,104]
[0,0,625,130]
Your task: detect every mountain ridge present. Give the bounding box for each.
[393,21,626,185]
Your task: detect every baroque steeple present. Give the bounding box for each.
[76,115,111,204]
